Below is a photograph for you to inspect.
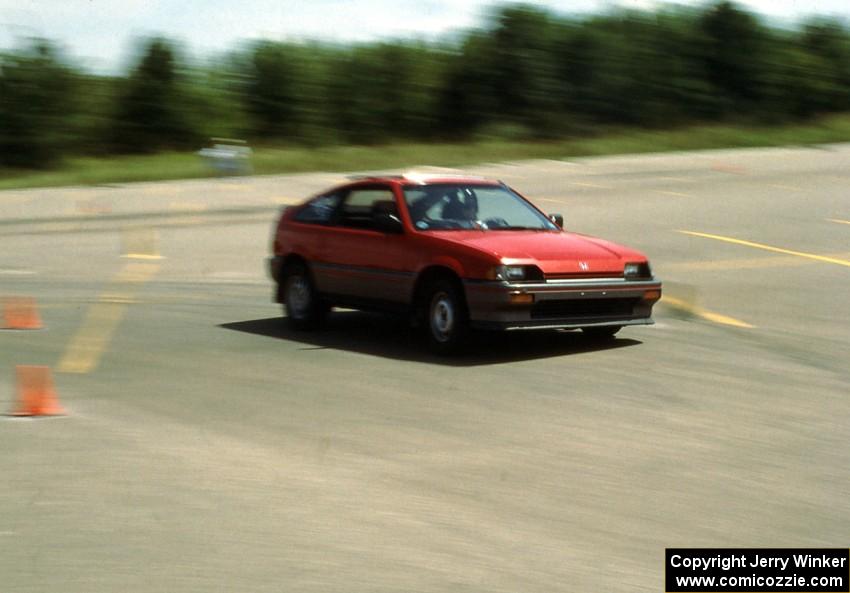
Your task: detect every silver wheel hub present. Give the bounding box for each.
[287,275,311,318]
[430,292,455,342]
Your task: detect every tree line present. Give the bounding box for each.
[2,1,849,169]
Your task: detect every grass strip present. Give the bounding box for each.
[2,115,850,191]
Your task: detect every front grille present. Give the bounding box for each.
[531,297,640,319]
[545,272,621,280]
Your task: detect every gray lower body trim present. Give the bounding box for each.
[463,278,662,330]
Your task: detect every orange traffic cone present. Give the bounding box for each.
[2,297,43,330]
[10,365,65,416]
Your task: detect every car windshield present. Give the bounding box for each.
[403,184,558,231]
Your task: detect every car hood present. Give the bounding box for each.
[427,230,644,275]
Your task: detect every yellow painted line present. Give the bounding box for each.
[572,182,611,189]
[538,198,566,204]
[698,310,754,328]
[121,227,162,260]
[656,190,691,198]
[57,262,160,374]
[679,230,850,268]
[661,295,754,329]
[57,303,129,373]
[829,218,850,226]
[122,253,165,260]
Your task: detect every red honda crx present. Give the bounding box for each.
[269,173,661,353]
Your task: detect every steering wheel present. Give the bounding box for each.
[483,217,509,229]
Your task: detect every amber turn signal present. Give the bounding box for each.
[509,292,534,305]
[643,289,661,301]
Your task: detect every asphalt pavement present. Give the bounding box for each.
[1,145,848,592]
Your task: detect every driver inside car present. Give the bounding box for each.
[440,190,478,223]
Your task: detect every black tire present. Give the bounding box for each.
[581,325,622,340]
[423,278,469,354]
[281,261,326,330]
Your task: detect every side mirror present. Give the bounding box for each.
[549,213,564,228]
[373,211,404,234]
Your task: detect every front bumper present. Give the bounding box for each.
[463,277,662,331]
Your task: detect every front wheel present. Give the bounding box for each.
[282,262,326,330]
[424,279,469,354]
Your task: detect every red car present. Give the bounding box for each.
[269,173,661,352]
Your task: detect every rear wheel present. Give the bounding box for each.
[281,262,326,330]
[581,325,621,340]
[424,279,469,354]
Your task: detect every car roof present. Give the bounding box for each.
[346,172,501,187]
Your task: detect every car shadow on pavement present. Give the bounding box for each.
[219,310,641,366]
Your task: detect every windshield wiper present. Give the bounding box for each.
[490,225,547,231]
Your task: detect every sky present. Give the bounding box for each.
[1,0,849,73]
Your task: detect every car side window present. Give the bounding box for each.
[294,193,342,224]
[339,188,398,230]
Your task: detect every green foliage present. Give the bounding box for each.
[4,1,850,171]
[109,38,201,153]
[697,1,769,112]
[800,19,850,111]
[325,42,446,143]
[437,33,498,136]
[0,39,74,168]
[488,5,561,129]
[243,41,302,139]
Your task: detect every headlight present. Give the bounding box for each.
[504,265,525,280]
[487,265,544,282]
[486,265,524,280]
[624,262,652,279]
